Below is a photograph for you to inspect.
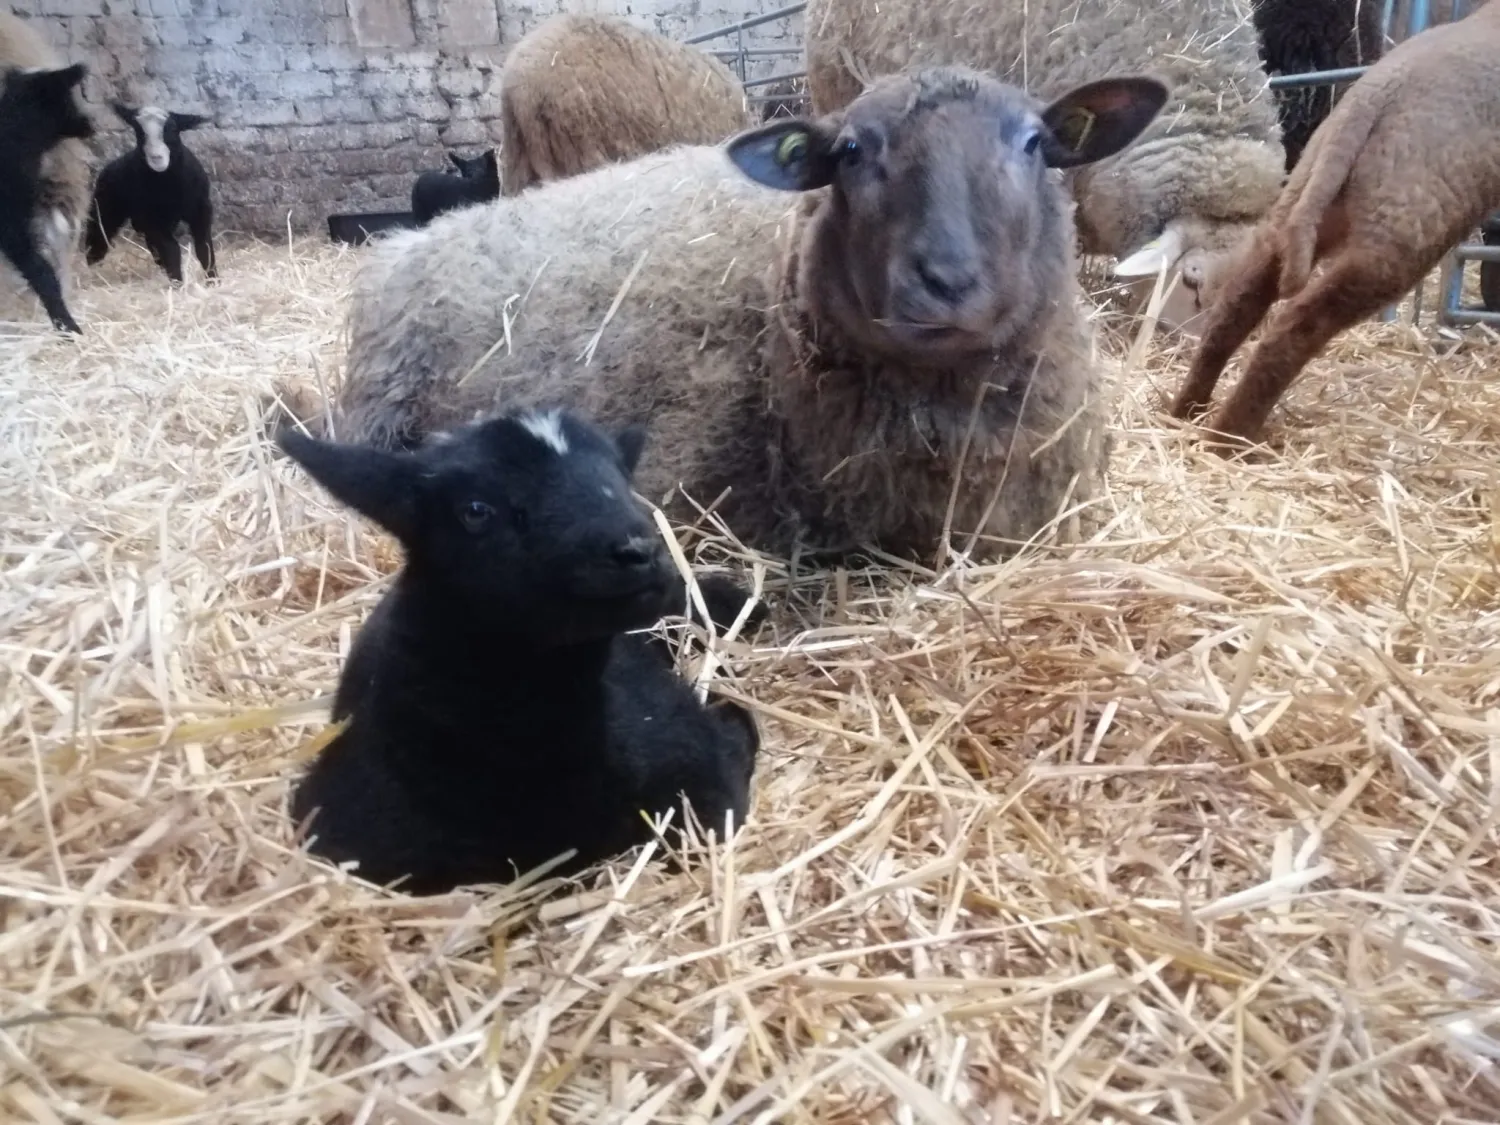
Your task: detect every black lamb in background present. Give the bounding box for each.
[277,407,762,895]
[85,102,217,283]
[411,148,500,226]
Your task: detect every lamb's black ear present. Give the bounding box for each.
[614,424,648,476]
[1040,77,1168,169]
[171,112,209,132]
[277,428,420,543]
[725,117,842,192]
[111,100,138,125]
[447,151,466,172]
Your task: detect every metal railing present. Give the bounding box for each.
[683,0,1497,323]
[685,3,808,112]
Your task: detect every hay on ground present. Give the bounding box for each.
[4,235,1500,1123]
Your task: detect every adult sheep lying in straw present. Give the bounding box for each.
[0,12,93,312]
[320,66,1168,561]
[498,14,753,195]
[801,0,1286,329]
[1170,0,1500,448]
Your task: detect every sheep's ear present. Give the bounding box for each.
[1040,77,1168,169]
[38,63,87,92]
[614,424,648,476]
[277,428,420,542]
[725,118,841,192]
[1114,223,1186,278]
[447,152,466,172]
[171,112,209,132]
[111,101,138,125]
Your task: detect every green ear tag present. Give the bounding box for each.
[1056,107,1096,151]
[775,132,809,166]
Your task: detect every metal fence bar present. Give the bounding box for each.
[1266,65,1370,88]
[684,3,806,46]
[1438,309,1500,326]
[706,47,806,59]
[743,71,807,90]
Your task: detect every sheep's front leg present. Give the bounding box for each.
[189,202,217,282]
[0,227,82,334]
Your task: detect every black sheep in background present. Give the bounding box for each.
[1253,0,1386,171]
[86,103,217,284]
[0,63,94,333]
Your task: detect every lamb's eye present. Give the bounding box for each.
[459,500,494,532]
[1022,129,1042,156]
[840,137,862,164]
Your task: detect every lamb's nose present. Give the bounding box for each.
[611,536,658,572]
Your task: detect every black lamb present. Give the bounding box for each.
[277,407,762,895]
[0,63,93,334]
[410,148,500,227]
[1252,0,1386,171]
[85,102,216,283]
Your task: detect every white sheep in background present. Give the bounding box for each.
[497,14,754,195]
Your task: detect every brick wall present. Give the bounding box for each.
[11,0,804,236]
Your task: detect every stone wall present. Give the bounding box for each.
[11,0,803,236]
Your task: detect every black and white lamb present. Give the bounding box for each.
[0,62,94,334]
[277,407,762,895]
[85,103,217,284]
[410,148,500,226]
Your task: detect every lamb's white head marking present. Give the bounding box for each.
[139,106,170,172]
[519,409,569,455]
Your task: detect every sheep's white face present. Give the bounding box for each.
[138,107,171,172]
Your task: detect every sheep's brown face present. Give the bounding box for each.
[725,67,1169,361]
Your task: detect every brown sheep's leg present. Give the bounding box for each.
[1204,252,1398,447]
[1170,239,1279,420]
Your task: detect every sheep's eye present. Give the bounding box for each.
[840,137,862,164]
[1022,130,1043,157]
[459,500,494,532]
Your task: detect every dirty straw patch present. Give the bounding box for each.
[4,238,1500,1124]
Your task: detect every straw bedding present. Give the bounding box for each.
[4,235,1500,1123]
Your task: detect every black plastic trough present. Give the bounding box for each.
[327,211,419,246]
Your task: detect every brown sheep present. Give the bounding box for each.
[0,12,93,300]
[498,14,754,196]
[317,67,1167,562]
[1170,0,1500,448]
[801,0,1286,324]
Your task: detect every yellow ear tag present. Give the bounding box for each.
[1056,107,1096,151]
[775,132,809,166]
